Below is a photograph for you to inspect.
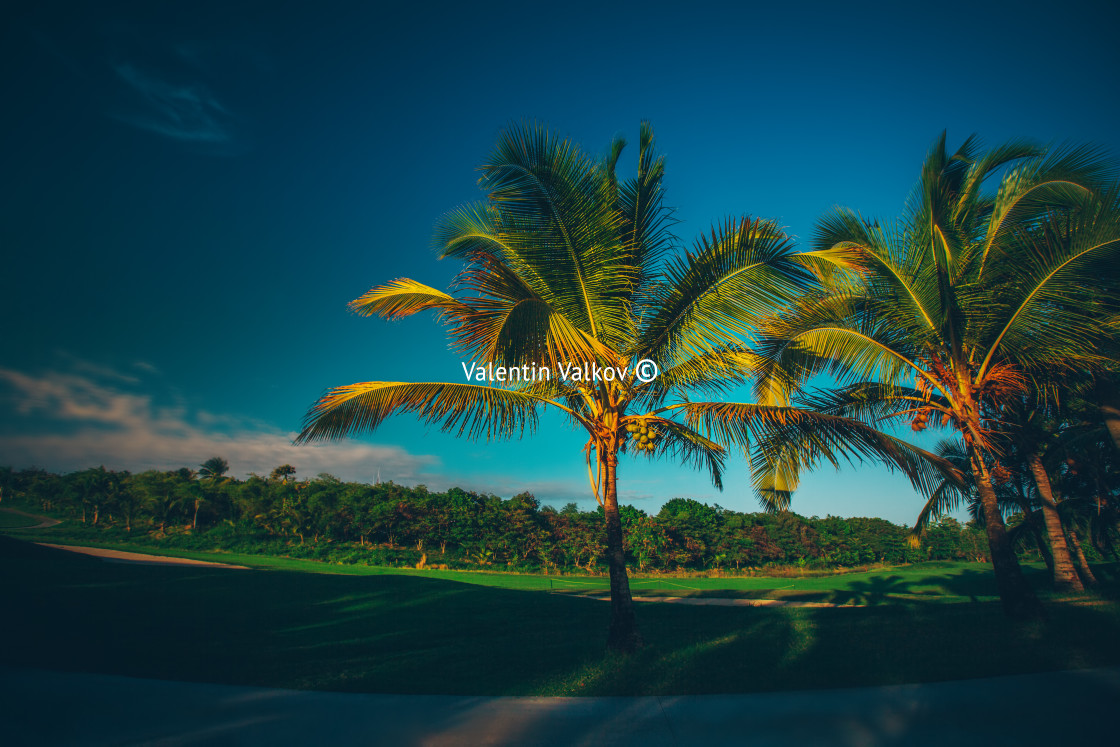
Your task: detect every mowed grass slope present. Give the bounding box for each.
[0,510,40,529]
[2,536,1118,696]
[2,522,1048,603]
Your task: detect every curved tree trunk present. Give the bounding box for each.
[603,452,641,652]
[1066,529,1098,586]
[1027,454,1083,591]
[971,450,1044,619]
[1026,516,1053,574]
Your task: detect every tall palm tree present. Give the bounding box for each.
[298,122,955,651]
[195,456,229,530]
[1008,403,1083,591]
[761,133,1119,618]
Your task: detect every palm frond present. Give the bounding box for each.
[978,141,1117,274]
[349,279,472,321]
[617,121,676,292]
[297,381,558,443]
[909,439,972,536]
[477,121,635,348]
[435,204,617,368]
[627,418,727,491]
[678,401,963,511]
[956,139,1042,217]
[637,346,764,405]
[813,210,940,333]
[976,186,1120,378]
[796,382,953,432]
[636,216,812,366]
[910,481,967,537]
[774,319,926,388]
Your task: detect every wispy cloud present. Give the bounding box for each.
[54,350,142,385]
[0,361,438,483]
[111,62,234,144]
[0,358,629,503]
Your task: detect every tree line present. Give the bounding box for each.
[3,461,1094,574]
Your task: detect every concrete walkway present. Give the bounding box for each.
[2,665,1117,746]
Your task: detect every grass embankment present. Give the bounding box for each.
[0,517,1093,604]
[2,535,1117,696]
[0,509,43,529]
[2,528,1023,603]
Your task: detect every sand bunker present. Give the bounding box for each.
[37,544,249,569]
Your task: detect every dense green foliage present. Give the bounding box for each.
[1,463,1063,573]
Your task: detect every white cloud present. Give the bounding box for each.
[0,359,645,502]
[0,362,439,483]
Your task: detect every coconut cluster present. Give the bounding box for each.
[910,409,930,432]
[625,419,660,452]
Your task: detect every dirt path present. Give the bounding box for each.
[0,507,61,530]
[36,543,249,569]
[579,593,858,608]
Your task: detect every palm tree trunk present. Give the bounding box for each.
[1027,454,1082,591]
[1027,516,1053,574]
[603,452,641,652]
[1095,375,1120,453]
[1066,529,1098,586]
[971,450,1044,619]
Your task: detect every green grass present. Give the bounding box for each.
[0,509,40,529]
[3,526,1074,604]
[8,533,998,599]
[2,535,1118,696]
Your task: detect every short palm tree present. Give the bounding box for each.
[762,133,1119,618]
[298,122,955,650]
[198,456,229,481]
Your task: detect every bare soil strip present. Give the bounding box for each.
[37,544,249,569]
[582,594,858,608]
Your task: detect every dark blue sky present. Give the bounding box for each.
[2,0,1118,522]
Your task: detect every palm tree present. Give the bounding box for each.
[298,122,955,651]
[762,133,1119,618]
[198,457,229,481]
[911,429,1083,591]
[195,456,229,530]
[1009,403,1083,591]
[270,464,297,483]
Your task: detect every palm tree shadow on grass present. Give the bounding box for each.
[552,597,1120,696]
[824,569,1022,604]
[826,575,921,606]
